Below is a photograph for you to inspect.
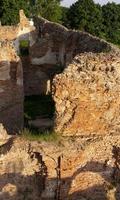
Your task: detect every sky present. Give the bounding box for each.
[61,0,120,7]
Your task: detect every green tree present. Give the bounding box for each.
[0,0,3,20]
[0,0,62,25]
[60,6,69,27]
[0,0,30,25]
[65,0,103,37]
[102,3,120,45]
[30,0,62,23]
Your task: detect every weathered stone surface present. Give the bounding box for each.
[0,10,120,200]
[27,16,112,95]
[0,10,36,53]
[53,52,120,136]
[0,135,120,200]
[0,124,9,140]
[0,10,113,96]
[0,42,24,133]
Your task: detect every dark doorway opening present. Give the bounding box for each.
[24,95,55,133]
[19,40,29,56]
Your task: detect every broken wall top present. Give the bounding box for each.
[0,10,34,41]
[34,16,118,54]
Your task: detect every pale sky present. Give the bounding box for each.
[61,0,120,7]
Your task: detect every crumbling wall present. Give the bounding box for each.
[24,16,111,96]
[1,134,120,200]
[0,11,113,96]
[0,10,36,54]
[34,17,111,66]
[0,11,48,96]
[23,15,112,96]
[0,10,120,134]
[0,41,23,133]
[53,51,120,136]
[1,12,120,200]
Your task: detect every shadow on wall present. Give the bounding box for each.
[17,20,112,96]
[0,59,23,133]
[0,16,112,133]
[0,145,120,200]
[0,141,48,200]
[34,16,112,67]
[0,137,15,155]
[19,24,112,133]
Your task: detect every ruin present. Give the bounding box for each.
[0,41,23,133]
[54,52,120,136]
[1,10,120,200]
[0,10,119,134]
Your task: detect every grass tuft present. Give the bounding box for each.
[20,128,60,143]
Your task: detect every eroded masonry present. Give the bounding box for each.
[0,10,119,134]
[1,10,120,200]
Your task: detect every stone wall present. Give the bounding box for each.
[0,11,113,96]
[25,16,112,95]
[1,11,120,200]
[53,51,120,136]
[0,41,23,133]
[1,135,120,200]
[21,14,113,96]
[0,10,36,54]
[0,10,120,135]
[34,17,111,66]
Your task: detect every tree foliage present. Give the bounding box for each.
[31,0,62,22]
[60,6,69,27]
[0,0,30,25]
[61,0,120,45]
[65,0,103,37]
[0,0,62,25]
[102,3,120,44]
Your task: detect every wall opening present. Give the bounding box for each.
[19,40,29,56]
[24,94,55,132]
